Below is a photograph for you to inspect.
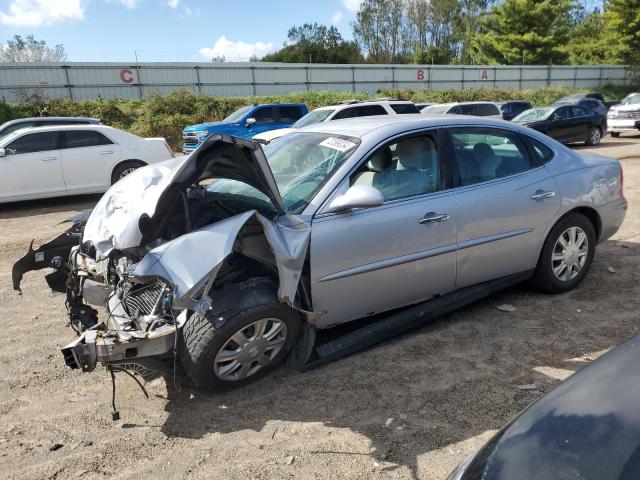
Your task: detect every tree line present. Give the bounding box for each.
[261,0,639,68]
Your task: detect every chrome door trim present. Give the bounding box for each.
[317,243,458,283]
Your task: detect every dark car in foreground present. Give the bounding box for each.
[496,101,532,121]
[513,104,607,146]
[449,335,640,480]
[0,116,101,140]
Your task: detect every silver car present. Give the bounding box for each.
[15,116,627,392]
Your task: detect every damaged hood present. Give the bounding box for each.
[83,135,285,258]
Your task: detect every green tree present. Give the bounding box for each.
[352,0,409,63]
[603,0,640,69]
[0,34,67,62]
[261,23,361,63]
[473,0,575,64]
[565,10,611,64]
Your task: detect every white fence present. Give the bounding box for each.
[0,62,631,103]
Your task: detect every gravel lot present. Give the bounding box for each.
[0,134,639,480]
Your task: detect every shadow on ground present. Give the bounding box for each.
[155,238,640,477]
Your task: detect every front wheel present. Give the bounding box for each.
[585,127,602,146]
[111,161,144,185]
[533,214,596,293]
[179,285,301,392]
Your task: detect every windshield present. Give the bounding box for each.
[223,105,253,123]
[207,132,360,214]
[422,105,450,114]
[620,93,640,106]
[293,109,336,128]
[514,107,555,122]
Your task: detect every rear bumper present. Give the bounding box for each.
[608,119,640,132]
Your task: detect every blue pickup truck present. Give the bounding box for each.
[182,103,308,153]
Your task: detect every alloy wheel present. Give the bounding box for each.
[551,226,589,282]
[213,318,288,381]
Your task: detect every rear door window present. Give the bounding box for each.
[355,105,387,117]
[332,107,358,120]
[63,130,113,149]
[448,127,533,186]
[477,104,500,116]
[5,131,58,154]
[390,103,420,114]
[278,106,304,123]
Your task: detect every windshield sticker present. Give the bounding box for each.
[319,137,357,152]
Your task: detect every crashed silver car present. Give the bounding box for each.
[14,116,627,391]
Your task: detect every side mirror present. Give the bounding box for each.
[326,185,384,213]
[245,118,256,127]
[551,115,560,122]
[0,148,5,157]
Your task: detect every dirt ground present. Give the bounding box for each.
[1,134,639,480]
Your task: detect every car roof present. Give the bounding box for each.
[296,114,537,140]
[1,116,100,127]
[314,99,416,111]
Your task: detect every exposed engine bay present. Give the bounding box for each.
[14,135,312,376]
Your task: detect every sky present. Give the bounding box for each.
[0,0,363,62]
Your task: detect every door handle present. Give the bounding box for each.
[531,190,556,201]
[419,212,450,225]
[100,150,114,155]
[40,156,57,162]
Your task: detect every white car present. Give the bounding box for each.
[252,100,420,143]
[422,101,503,119]
[607,93,640,137]
[0,124,174,203]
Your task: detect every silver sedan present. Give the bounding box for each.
[18,115,627,393]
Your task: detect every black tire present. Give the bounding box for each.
[611,132,621,138]
[585,126,602,146]
[533,213,596,293]
[111,161,145,185]
[179,280,301,392]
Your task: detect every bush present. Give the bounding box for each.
[1,84,638,151]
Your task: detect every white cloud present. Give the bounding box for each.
[342,0,362,13]
[199,36,275,61]
[109,0,140,8]
[0,0,85,26]
[331,10,343,24]
[162,0,180,7]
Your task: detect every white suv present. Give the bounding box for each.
[422,101,503,119]
[252,99,420,143]
[607,93,640,137]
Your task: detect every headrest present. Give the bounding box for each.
[472,142,497,160]
[397,137,437,170]
[367,147,392,172]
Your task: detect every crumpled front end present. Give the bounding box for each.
[43,134,311,374]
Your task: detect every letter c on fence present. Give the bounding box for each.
[120,69,135,84]
[417,69,425,81]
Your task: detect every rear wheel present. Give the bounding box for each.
[111,161,145,185]
[533,214,596,293]
[179,282,301,392]
[585,127,602,146]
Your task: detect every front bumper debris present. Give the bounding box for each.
[62,323,177,371]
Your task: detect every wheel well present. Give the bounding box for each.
[111,159,147,183]
[562,207,602,241]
